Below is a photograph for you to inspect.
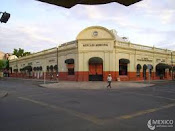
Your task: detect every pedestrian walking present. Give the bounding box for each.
[107,74,112,88]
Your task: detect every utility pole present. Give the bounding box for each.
[16,59,17,77]
[171,52,174,80]
[56,47,59,82]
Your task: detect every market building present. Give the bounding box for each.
[9,26,175,81]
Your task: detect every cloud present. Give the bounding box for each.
[133,0,175,24]
[0,0,175,53]
[0,24,57,53]
[160,9,175,24]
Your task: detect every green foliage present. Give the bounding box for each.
[13,48,31,57]
[0,60,4,71]
[0,60,9,71]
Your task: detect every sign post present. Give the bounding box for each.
[147,64,152,85]
[171,52,174,80]
[57,73,59,83]
[44,72,46,84]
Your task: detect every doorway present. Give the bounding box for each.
[89,57,103,81]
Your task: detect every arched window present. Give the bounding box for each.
[13,69,18,73]
[33,67,37,71]
[149,65,153,77]
[136,64,141,77]
[36,67,40,71]
[54,65,58,71]
[65,59,74,75]
[50,65,53,72]
[39,66,42,71]
[119,59,130,76]
[143,64,147,79]
[46,66,49,72]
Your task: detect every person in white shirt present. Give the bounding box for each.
[107,74,112,88]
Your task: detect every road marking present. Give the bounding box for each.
[18,97,104,125]
[25,92,56,97]
[115,91,175,101]
[154,90,175,94]
[116,103,175,120]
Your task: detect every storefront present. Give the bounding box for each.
[9,26,175,81]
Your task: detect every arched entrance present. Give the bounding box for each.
[89,57,103,81]
[136,64,142,77]
[156,63,170,79]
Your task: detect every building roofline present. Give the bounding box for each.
[9,47,57,62]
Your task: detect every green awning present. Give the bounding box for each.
[13,69,18,72]
[36,67,40,71]
[89,57,103,64]
[143,64,147,70]
[65,59,74,64]
[119,59,130,64]
[23,66,32,71]
[156,63,171,69]
[54,65,58,70]
[39,66,42,71]
[33,67,37,71]
[137,64,141,69]
[50,65,53,70]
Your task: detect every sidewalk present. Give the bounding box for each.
[4,77,174,83]
[3,77,57,83]
[40,81,154,90]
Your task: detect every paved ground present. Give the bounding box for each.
[40,81,154,89]
[0,78,175,131]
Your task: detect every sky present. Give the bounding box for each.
[0,0,175,53]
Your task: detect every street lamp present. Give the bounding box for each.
[0,12,10,23]
[171,52,174,80]
[56,47,59,82]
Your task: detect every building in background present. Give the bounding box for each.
[0,51,5,60]
[9,26,175,81]
[0,51,12,60]
[0,51,12,77]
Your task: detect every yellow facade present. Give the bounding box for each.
[9,26,175,81]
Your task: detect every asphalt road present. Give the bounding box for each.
[0,78,175,131]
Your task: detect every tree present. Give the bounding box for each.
[13,48,31,57]
[0,60,4,71]
[0,60,8,71]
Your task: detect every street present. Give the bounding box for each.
[0,78,175,131]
